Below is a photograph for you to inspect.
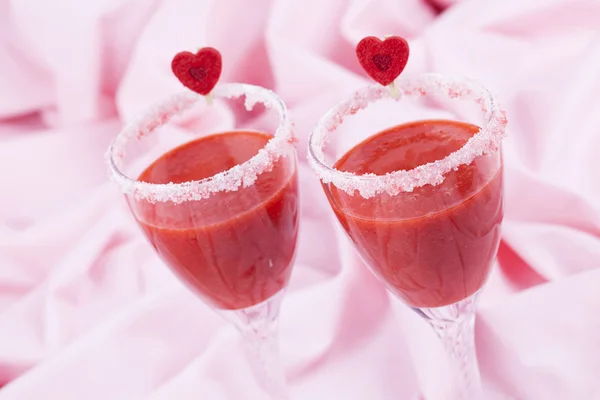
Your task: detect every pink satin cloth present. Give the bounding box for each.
[2,0,600,399]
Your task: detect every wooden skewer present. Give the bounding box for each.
[388,81,399,99]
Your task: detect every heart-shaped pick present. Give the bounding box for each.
[356,36,409,86]
[171,47,222,95]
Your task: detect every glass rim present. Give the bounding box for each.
[107,83,293,204]
[307,73,508,198]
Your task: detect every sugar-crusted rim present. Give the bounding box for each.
[107,83,293,204]
[307,73,507,198]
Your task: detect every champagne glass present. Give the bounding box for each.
[108,83,298,399]
[308,73,507,399]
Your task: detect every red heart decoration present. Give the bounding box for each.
[356,36,409,86]
[171,47,222,95]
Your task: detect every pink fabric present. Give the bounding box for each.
[1,0,600,399]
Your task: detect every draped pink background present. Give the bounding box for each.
[2,0,600,399]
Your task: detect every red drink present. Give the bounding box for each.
[132,131,299,310]
[325,120,503,308]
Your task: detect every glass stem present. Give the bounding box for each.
[414,292,482,400]
[220,291,289,400]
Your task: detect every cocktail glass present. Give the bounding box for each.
[108,83,298,400]
[308,73,507,399]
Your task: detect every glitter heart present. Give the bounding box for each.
[372,54,393,71]
[171,47,222,95]
[189,67,207,81]
[356,36,409,86]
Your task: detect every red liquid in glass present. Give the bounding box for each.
[327,120,503,308]
[133,131,299,310]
